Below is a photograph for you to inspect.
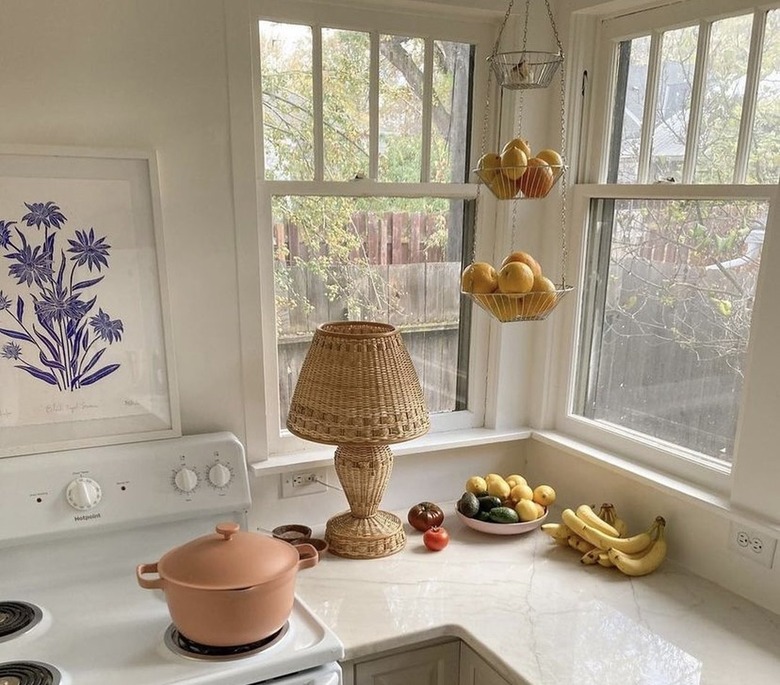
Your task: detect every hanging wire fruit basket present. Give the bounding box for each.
[488,50,563,90]
[466,286,574,323]
[473,163,565,200]
[461,0,574,323]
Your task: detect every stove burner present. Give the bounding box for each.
[0,603,43,643]
[164,622,289,661]
[0,661,61,685]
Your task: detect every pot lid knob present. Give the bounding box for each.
[216,522,240,540]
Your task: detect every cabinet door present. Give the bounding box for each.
[353,641,460,685]
[459,643,512,685]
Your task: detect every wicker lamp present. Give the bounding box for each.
[286,321,430,559]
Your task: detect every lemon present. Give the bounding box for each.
[505,474,527,489]
[499,146,528,181]
[532,484,556,507]
[486,477,511,500]
[510,483,534,502]
[515,499,540,522]
[465,476,488,496]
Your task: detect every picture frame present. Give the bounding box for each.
[0,145,181,457]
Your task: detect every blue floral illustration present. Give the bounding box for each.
[0,201,123,391]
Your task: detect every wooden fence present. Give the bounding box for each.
[273,211,448,266]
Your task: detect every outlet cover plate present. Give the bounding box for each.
[729,522,777,568]
[281,469,328,498]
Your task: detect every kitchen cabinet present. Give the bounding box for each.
[342,639,513,685]
[459,643,513,685]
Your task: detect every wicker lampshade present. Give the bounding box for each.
[287,321,430,446]
[286,321,430,559]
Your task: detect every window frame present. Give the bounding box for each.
[227,0,506,460]
[551,0,780,494]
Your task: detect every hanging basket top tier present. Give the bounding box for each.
[286,321,430,446]
[489,50,562,90]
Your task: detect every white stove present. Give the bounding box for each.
[0,432,344,685]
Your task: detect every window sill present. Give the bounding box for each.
[249,427,532,477]
[531,429,731,513]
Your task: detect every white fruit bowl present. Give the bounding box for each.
[455,508,548,536]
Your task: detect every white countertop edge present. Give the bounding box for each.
[249,427,533,476]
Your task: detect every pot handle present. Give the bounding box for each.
[295,543,319,570]
[136,562,165,590]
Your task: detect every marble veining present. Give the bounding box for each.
[294,503,780,685]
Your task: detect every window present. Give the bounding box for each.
[567,2,779,482]
[247,1,497,450]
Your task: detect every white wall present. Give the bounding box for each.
[0,0,245,439]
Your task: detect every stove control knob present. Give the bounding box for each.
[208,463,232,488]
[66,477,102,510]
[173,467,199,493]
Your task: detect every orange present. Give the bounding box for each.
[497,261,534,294]
[535,148,563,168]
[461,262,498,294]
[501,137,532,159]
[500,251,542,278]
[517,158,554,198]
[477,152,502,184]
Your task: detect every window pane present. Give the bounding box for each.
[322,29,370,181]
[695,14,754,183]
[431,41,473,183]
[650,25,698,182]
[379,36,425,182]
[577,198,767,463]
[609,36,651,183]
[273,196,468,427]
[259,22,314,180]
[747,9,780,184]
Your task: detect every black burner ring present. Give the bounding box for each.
[0,602,41,641]
[174,625,285,657]
[0,660,60,685]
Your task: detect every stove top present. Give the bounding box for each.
[0,433,343,685]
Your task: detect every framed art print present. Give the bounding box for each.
[0,146,180,457]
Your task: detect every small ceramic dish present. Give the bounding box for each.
[292,536,328,559]
[271,524,312,543]
[455,508,548,535]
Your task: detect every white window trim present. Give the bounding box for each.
[225,0,521,462]
[544,0,780,501]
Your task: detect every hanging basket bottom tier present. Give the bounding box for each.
[474,165,565,200]
[464,286,573,322]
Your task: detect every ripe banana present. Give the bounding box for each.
[540,523,572,545]
[597,503,629,537]
[596,552,614,568]
[561,508,656,554]
[568,534,595,554]
[580,548,601,565]
[608,517,667,576]
[576,504,620,537]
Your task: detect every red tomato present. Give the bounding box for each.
[407,502,445,532]
[422,526,449,551]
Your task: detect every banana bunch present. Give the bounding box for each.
[541,503,667,576]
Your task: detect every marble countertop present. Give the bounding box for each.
[295,503,780,685]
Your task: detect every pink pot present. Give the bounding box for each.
[137,522,318,646]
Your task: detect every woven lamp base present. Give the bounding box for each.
[325,510,406,559]
[323,444,406,559]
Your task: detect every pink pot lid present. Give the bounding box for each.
[157,522,300,590]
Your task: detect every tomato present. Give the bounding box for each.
[423,526,450,551]
[407,501,445,532]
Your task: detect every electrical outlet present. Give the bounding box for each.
[728,522,777,568]
[281,468,327,498]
